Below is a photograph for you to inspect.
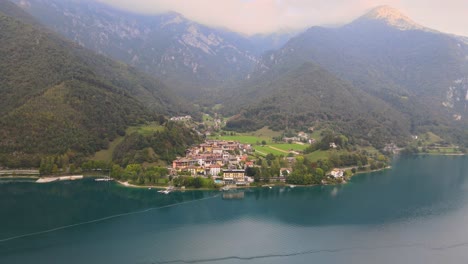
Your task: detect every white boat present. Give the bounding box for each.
[289,185,295,188]
[94,178,113,182]
[158,186,174,194]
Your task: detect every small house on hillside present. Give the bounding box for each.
[280,168,292,176]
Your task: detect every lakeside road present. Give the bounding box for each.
[0,170,39,176]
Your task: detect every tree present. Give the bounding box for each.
[270,159,281,177]
[125,164,142,178]
[265,153,275,165]
[193,177,203,188]
[52,164,59,174]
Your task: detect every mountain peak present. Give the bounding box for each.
[359,5,424,30]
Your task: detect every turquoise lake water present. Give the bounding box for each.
[0,155,467,263]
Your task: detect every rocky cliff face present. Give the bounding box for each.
[14,0,263,97]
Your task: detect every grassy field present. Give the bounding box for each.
[127,122,164,136]
[309,129,323,141]
[202,114,211,122]
[356,146,381,155]
[212,135,268,144]
[211,136,308,156]
[92,136,125,162]
[426,147,463,154]
[304,150,330,162]
[211,127,315,157]
[253,146,287,156]
[419,132,443,145]
[244,127,283,138]
[411,132,464,155]
[211,127,282,143]
[270,143,309,152]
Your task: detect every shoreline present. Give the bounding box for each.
[116,181,167,190]
[353,166,392,176]
[115,166,393,191]
[36,175,84,183]
[0,166,392,189]
[3,156,459,189]
[416,153,465,156]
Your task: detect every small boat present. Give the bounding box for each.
[221,186,230,191]
[269,186,273,189]
[158,186,174,194]
[95,178,113,182]
[289,185,295,188]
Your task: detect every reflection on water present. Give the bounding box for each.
[222,191,245,200]
[0,156,467,264]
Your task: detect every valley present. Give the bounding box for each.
[1,1,468,263]
[0,0,466,190]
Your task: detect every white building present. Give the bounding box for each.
[330,169,344,179]
[208,165,221,176]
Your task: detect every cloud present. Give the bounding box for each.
[97,0,467,36]
[398,0,468,37]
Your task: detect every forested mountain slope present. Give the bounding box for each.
[225,62,411,148]
[12,0,282,97]
[0,1,190,167]
[228,6,467,147]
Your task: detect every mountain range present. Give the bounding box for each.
[1,0,467,167]
[12,0,292,98]
[224,5,467,146]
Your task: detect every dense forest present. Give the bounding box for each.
[224,63,412,149]
[0,3,192,168]
[112,122,202,167]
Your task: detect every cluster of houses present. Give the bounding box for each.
[170,115,192,122]
[383,143,400,154]
[172,140,254,185]
[283,131,316,144]
[171,139,347,186]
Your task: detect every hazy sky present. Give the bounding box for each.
[97,0,468,36]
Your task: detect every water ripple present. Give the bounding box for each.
[0,194,220,243]
[151,241,468,264]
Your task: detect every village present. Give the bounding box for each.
[171,138,346,187]
[171,140,255,186]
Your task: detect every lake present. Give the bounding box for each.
[0,155,467,263]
